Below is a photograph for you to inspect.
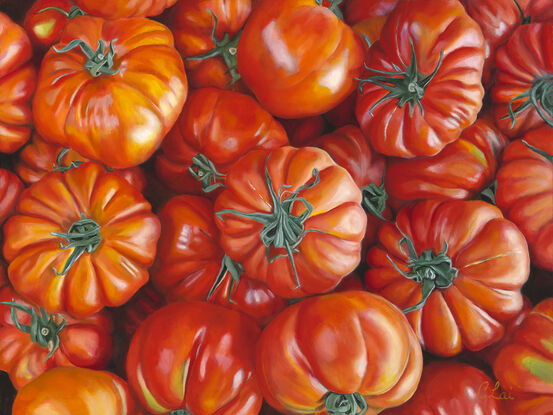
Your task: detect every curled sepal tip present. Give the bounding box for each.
[325,392,368,415]
[51,148,83,173]
[207,254,244,304]
[522,140,553,162]
[189,153,226,193]
[361,181,388,221]
[315,0,344,19]
[54,38,120,77]
[38,5,86,19]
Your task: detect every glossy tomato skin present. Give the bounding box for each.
[12,366,137,415]
[365,200,530,357]
[356,0,485,158]
[214,146,367,299]
[33,16,187,169]
[256,291,423,414]
[385,118,508,210]
[380,361,504,415]
[0,169,23,226]
[151,195,287,326]
[237,0,364,118]
[344,0,399,25]
[3,162,161,318]
[0,12,37,154]
[126,301,262,415]
[74,0,177,18]
[494,298,553,414]
[496,128,553,271]
[155,88,288,195]
[23,0,78,50]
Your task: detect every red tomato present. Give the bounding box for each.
[380,361,504,415]
[0,12,36,154]
[237,0,364,118]
[3,162,161,318]
[0,169,23,226]
[323,92,357,128]
[74,0,177,18]
[496,128,553,271]
[256,291,422,414]
[214,146,367,298]
[280,116,329,147]
[155,88,288,195]
[33,16,187,169]
[356,0,485,158]
[344,0,399,25]
[126,301,262,415]
[151,195,288,326]
[365,200,530,356]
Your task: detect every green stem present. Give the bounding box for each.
[361,181,388,221]
[188,154,226,193]
[513,0,532,25]
[54,38,120,77]
[207,255,243,304]
[169,410,191,415]
[51,148,83,173]
[315,0,344,19]
[325,392,368,415]
[38,5,86,19]
[522,140,553,162]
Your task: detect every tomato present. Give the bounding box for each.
[356,0,485,158]
[171,0,252,90]
[365,199,530,356]
[151,195,287,326]
[323,92,357,128]
[237,0,364,118]
[385,118,508,210]
[280,116,329,147]
[155,88,288,195]
[494,298,553,414]
[495,128,553,271]
[12,366,137,415]
[3,162,161,318]
[0,12,37,154]
[256,291,422,414]
[0,169,23,226]
[380,361,504,415]
[74,0,177,18]
[33,16,187,169]
[492,23,553,137]
[126,301,262,415]
[344,0,399,48]
[214,146,367,298]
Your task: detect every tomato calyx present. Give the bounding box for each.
[387,230,458,314]
[0,299,66,361]
[357,37,444,117]
[502,74,553,129]
[51,148,83,173]
[207,254,244,304]
[169,410,191,415]
[513,0,532,25]
[325,392,368,415]
[480,180,497,205]
[54,38,120,77]
[522,140,553,162]
[50,213,102,276]
[361,182,388,221]
[38,5,87,19]
[189,153,226,193]
[186,10,241,89]
[216,156,321,289]
[315,0,344,20]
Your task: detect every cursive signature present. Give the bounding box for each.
[478,381,515,400]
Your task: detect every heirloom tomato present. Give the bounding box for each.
[0,12,36,154]
[237,0,364,118]
[0,169,23,226]
[126,301,262,415]
[33,16,187,169]
[256,291,422,415]
[74,0,177,19]
[344,0,399,48]
[12,366,136,415]
[356,0,485,158]
[3,162,161,318]
[494,298,553,415]
[151,195,287,326]
[214,146,367,298]
[365,200,530,356]
[280,116,329,147]
[495,128,553,271]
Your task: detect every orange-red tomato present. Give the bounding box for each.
[74,0,177,18]
[365,200,530,356]
[3,162,161,318]
[214,146,367,298]
[126,301,262,415]
[256,291,422,414]
[237,0,364,118]
[33,16,187,169]
[0,12,36,154]
[0,169,23,226]
[279,116,329,147]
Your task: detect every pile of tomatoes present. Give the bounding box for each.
[0,0,552,414]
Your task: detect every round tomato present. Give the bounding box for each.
[365,199,530,356]
[126,301,262,415]
[237,0,364,118]
[33,16,187,169]
[155,87,288,195]
[214,146,367,298]
[2,162,161,318]
[74,0,177,18]
[0,169,23,226]
[256,291,422,414]
[356,0,485,158]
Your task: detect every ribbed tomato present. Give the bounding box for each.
[74,0,177,18]
[0,169,23,226]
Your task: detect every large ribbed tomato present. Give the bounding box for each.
[0,12,36,154]
[33,16,187,169]
[2,162,161,318]
[256,291,422,415]
[365,200,530,356]
[0,169,23,226]
[155,87,288,195]
[237,0,364,118]
[214,146,367,298]
[496,127,553,271]
[126,301,262,415]
[74,0,177,18]
[151,195,287,326]
[356,0,485,158]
